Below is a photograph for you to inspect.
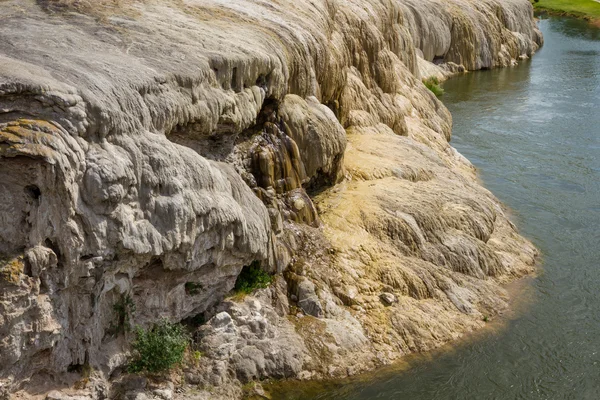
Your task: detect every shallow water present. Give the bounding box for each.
[273,16,600,400]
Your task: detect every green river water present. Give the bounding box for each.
[273,16,600,400]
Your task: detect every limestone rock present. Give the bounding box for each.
[296,278,324,318]
[193,292,307,385]
[0,0,541,397]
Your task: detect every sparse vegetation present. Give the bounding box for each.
[112,294,136,334]
[234,262,273,294]
[0,255,25,285]
[128,320,190,374]
[193,350,203,362]
[423,76,445,97]
[182,347,204,368]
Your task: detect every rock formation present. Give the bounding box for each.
[0,0,541,398]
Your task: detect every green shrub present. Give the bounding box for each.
[234,262,272,294]
[423,76,445,97]
[128,320,189,373]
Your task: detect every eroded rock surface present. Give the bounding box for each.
[0,0,540,398]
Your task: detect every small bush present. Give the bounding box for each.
[128,320,189,373]
[234,262,272,294]
[423,76,445,97]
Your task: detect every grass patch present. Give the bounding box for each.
[423,76,444,97]
[128,320,189,374]
[533,0,600,20]
[234,261,272,294]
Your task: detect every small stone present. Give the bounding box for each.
[244,382,269,399]
[211,312,233,328]
[334,285,359,306]
[184,373,201,385]
[297,370,313,380]
[127,393,150,400]
[46,391,66,400]
[379,292,397,306]
[152,388,173,400]
[247,298,262,311]
[45,392,91,400]
[293,198,305,211]
[121,376,148,392]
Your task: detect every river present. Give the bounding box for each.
[272,16,600,400]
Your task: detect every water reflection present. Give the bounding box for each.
[444,63,532,103]
[541,13,600,41]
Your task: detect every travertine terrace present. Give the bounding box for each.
[0,0,541,398]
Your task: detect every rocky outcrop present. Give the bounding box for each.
[0,0,541,398]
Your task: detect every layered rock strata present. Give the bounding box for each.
[0,0,541,398]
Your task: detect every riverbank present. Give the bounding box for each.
[276,15,600,399]
[533,0,600,24]
[270,275,539,399]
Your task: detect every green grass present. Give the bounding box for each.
[423,76,444,97]
[533,0,600,20]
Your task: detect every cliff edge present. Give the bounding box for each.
[0,0,541,398]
